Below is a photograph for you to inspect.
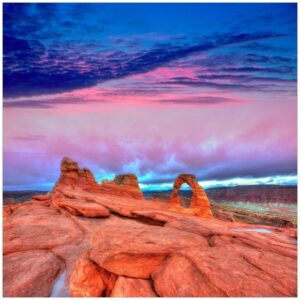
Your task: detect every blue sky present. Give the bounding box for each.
[3,3,297,191]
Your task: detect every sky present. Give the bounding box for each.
[3,3,297,191]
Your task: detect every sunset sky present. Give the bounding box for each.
[3,3,297,191]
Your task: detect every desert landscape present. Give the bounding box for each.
[3,2,297,298]
[3,158,297,297]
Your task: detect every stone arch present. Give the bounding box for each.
[170,174,213,218]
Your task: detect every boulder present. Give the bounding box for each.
[3,250,64,297]
[3,204,83,254]
[89,219,208,279]
[70,252,116,297]
[111,276,157,297]
[152,253,226,297]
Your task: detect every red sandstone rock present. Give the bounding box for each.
[175,245,296,297]
[89,219,208,279]
[3,158,297,297]
[52,196,110,218]
[54,157,99,191]
[152,245,297,297]
[3,204,83,254]
[53,157,144,199]
[169,174,213,218]
[69,252,116,297]
[3,250,64,297]
[3,205,12,221]
[58,186,168,218]
[111,174,144,199]
[110,276,157,297]
[152,253,226,297]
[32,194,50,201]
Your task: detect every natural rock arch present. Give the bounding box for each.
[170,174,213,218]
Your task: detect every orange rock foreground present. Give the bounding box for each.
[3,158,297,297]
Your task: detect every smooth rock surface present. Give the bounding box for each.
[52,196,110,217]
[4,204,83,254]
[89,219,208,279]
[4,250,64,297]
[69,252,116,297]
[111,276,157,297]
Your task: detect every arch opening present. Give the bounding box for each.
[178,182,193,208]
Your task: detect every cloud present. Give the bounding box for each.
[207,66,295,74]
[160,78,269,92]
[241,42,290,52]
[244,53,295,64]
[4,97,109,109]
[4,26,286,98]
[156,96,240,105]
[196,74,295,82]
[11,134,47,141]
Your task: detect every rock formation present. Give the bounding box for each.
[3,158,297,297]
[169,174,213,218]
[99,173,143,199]
[55,157,99,191]
[53,157,143,199]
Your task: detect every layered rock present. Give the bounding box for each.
[98,174,143,199]
[89,219,208,278]
[169,174,213,218]
[110,276,157,297]
[52,197,110,218]
[3,204,83,255]
[69,252,116,297]
[53,157,143,199]
[3,158,297,297]
[4,250,65,297]
[54,157,99,191]
[32,194,51,201]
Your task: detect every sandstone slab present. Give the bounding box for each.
[89,219,208,279]
[111,276,157,297]
[3,250,64,297]
[52,196,110,218]
[70,252,116,297]
[4,204,83,254]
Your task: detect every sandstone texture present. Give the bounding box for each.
[3,158,297,297]
[53,157,144,199]
[170,173,213,218]
[4,250,64,297]
[111,276,157,297]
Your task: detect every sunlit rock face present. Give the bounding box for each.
[169,174,213,218]
[56,157,99,190]
[99,173,144,199]
[53,157,144,200]
[3,158,297,297]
